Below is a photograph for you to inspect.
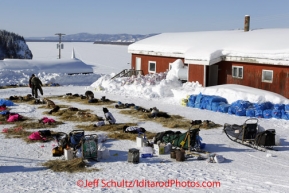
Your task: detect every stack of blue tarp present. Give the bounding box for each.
[185,93,289,120]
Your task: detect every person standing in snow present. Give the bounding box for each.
[30,74,43,98]
[103,107,116,124]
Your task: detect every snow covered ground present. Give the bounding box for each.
[0,42,289,193]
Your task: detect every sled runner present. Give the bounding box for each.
[223,118,276,151]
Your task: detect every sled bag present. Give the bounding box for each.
[82,134,98,159]
[170,128,200,150]
[70,130,85,149]
[255,129,275,146]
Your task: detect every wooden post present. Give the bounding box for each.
[244,15,250,32]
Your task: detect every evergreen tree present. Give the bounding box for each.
[0,29,33,59]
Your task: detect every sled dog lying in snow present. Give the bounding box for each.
[85,90,94,99]
[43,98,56,108]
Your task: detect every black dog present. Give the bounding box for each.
[85,90,94,99]
[48,105,60,114]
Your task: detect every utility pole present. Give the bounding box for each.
[55,33,65,59]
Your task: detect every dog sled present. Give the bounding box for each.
[184,126,209,160]
[156,128,200,150]
[223,118,276,151]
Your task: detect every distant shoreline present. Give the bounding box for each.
[26,40,133,45]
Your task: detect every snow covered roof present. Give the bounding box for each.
[128,28,289,66]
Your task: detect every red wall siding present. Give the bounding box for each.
[218,61,289,98]
[188,64,204,85]
[131,54,184,74]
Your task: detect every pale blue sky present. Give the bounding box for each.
[1,0,289,37]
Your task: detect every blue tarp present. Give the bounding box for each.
[189,95,197,102]
[0,110,9,115]
[246,108,255,117]
[217,103,231,113]
[272,109,282,119]
[0,99,14,106]
[203,96,227,111]
[208,96,227,105]
[201,95,213,110]
[227,100,251,115]
[273,104,285,111]
[235,108,247,116]
[211,102,226,112]
[187,100,195,108]
[255,109,263,118]
[263,109,273,119]
[185,93,289,120]
[195,93,205,109]
[253,102,273,110]
[228,106,235,115]
[187,95,197,108]
[281,110,289,120]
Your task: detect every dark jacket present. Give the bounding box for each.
[31,77,43,87]
[29,76,34,88]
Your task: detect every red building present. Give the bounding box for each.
[128,28,289,98]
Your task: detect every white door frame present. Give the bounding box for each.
[136,57,141,70]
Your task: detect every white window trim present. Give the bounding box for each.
[262,70,273,83]
[148,61,156,73]
[232,66,243,79]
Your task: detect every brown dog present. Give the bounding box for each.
[43,98,56,108]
